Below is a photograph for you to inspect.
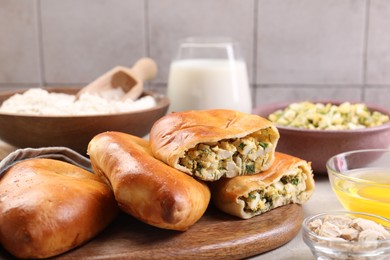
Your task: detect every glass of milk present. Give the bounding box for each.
[167,37,252,113]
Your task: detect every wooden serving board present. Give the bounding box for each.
[0,204,303,259]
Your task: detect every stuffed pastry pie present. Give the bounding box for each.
[0,158,118,259]
[150,109,280,181]
[211,152,315,219]
[88,131,210,231]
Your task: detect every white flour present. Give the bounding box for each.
[0,88,157,116]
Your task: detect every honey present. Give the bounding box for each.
[332,168,390,219]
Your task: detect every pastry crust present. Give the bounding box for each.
[0,158,118,259]
[211,152,315,219]
[149,109,280,181]
[87,131,211,231]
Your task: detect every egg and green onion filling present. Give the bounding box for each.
[179,131,274,181]
[240,169,308,214]
[269,101,389,130]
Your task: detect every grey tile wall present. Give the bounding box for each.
[148,0,255,83]
[0,1,41,85]
[256,0,366,85]
[255,86,362,107]
[366,0,390,85]
[41,0,146,84]
[0,0,389,108]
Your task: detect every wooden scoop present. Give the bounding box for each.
[77,58,157,101]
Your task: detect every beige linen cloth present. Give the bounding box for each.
[0,146,92,177]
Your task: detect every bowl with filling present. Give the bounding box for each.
[253,101,390,173]
[0,87,169,154]
[302,211,390,260]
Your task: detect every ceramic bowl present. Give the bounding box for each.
[253,101,390,174]
[302,211,390,260]
[327,149,390,219]
[0,87,169,154]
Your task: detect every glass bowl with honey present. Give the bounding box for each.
[327,149,390,219]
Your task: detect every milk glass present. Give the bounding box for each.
[167,37,252,113]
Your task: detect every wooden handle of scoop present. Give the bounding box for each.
[76,58,157,101]
[131,58,158,82]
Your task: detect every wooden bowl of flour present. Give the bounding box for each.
[0,87,169,154]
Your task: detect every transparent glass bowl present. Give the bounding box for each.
[326,149,390,219]
[302,211,390,260]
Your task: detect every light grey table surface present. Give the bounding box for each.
[0,140,343,260]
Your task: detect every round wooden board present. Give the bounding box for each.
[0,204,303,259]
